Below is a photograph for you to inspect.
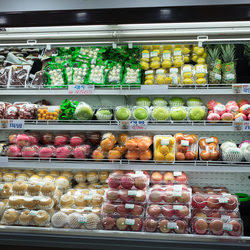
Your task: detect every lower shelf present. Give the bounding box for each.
[2,158,250,172]
[0,226,249,250]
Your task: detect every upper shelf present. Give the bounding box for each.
[0,85,245,96]
[0,120,245,132]
[3,158,250,172]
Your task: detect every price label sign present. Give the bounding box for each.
[234,121,250,131]
[129,120,147,130]
[242,84,250,94]
[232,84,242,94]
[68,85,95,94]
[1,120,24,129]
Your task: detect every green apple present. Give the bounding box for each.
[96,110,112,120]
[75,105,93,120]
[152,97,168,107]
[187,97,203,107]
[116,107,131,120]
[189,107,206,120]
[151,107,169,121]
[170,107,187,120]
[169,97,184,107]
[136,97,151,107]
[97,110,112,116]
[133,107,149,120]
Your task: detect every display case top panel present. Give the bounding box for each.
[1,4,250,27]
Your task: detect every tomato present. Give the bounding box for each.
[174,133,185,144]
[177,144,188,153]
[185,151,196,160]
[200,150,211,160]
[199,138,208,149]
[210,136,219,145]
[185,135,195,145]
[190,134,198,143]
[211,150,219,161]
[208,143,217,151]
[175,152,185,160]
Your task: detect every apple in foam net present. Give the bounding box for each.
[221,113,234,121]
[238,99,250,108]
[121,174,134,189]
[207,100,218,110]
[213,103,226,116]
[240,104,250,115]
[207,113,221,122]
[234,113,247,121]
[163,172,174,182]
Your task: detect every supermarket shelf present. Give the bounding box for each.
[0,226,249,250]
[0,120,245,132]
[3,158,250,172]
[0,85,240,96]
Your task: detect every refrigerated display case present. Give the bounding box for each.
[0,4,250,250]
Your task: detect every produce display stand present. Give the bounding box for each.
[0,4,250,250]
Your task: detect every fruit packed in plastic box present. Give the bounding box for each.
[192,218,243,236]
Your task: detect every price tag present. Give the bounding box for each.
[135,171,143,175]
[0,184,3,191]
[84,195,92,200]
[78,216,87,224]
[223,223,233,231]
[173,205,183,210]
[181,140,189,146]
[47,106,57,112]
[33,196,42,201]
[221,215,231,222]
[156,70,165,74]
[242,84,250,94]
[36,182,45,186]
[173,191,182,197]
[89,190,96,195]
[206,138,214,143]
[120,120,130,130]
[215,73,221,80]
[232,84,242,94]
[142,53,149,58]
[150,51,158,57]
[219,197,228,203]
[94,185,102,188]
[141,85,168,94]
[163,53,171,59]
[170,68,178,73]
[128,190,137,196]
[183,66,191,73]
[174,49,182,56]
[173,185,182,192]
[68,85,95,95]
[234,121,250,131]
[1,120,25,129]
[129,121,147,130]
[167,222,178,229]
[125,219,135,226]
[226,73,235,80]
[161,139,169,146]
[145,70,153,75]
[125,203,135,209]
[29,210,39,216]
[173,171,182,177]
[83,207,93,211]
[0,157,8,167]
